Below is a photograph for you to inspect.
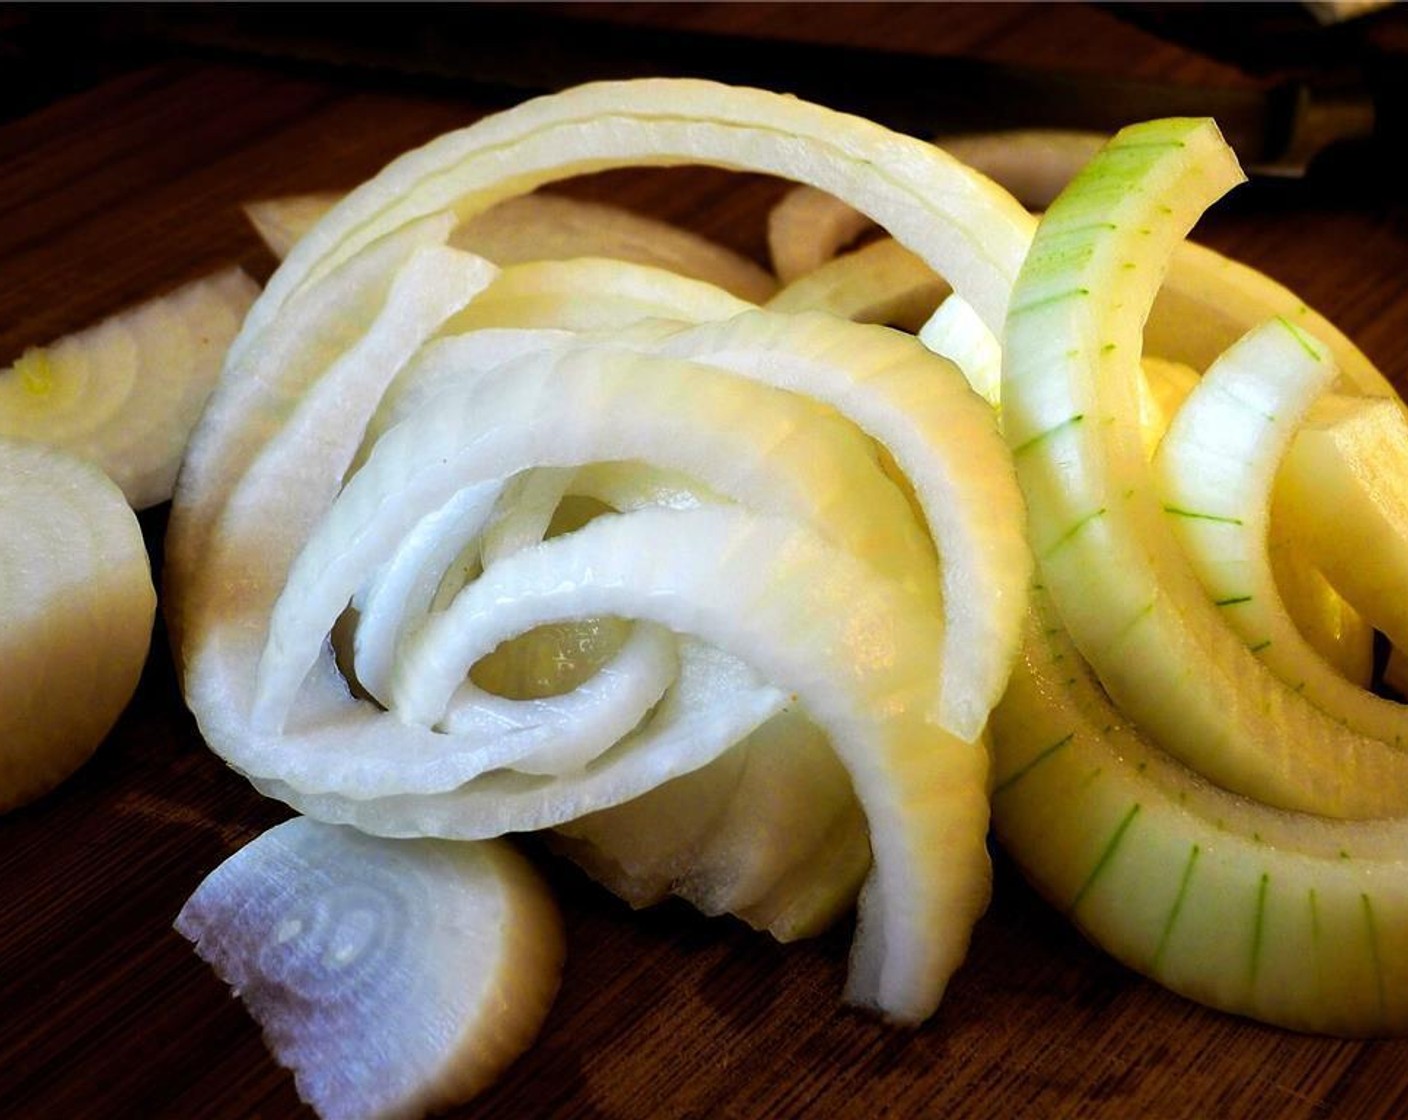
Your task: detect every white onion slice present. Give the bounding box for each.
[172,79,1027,1026]
[1,268,258,509]
[0,439,156,811]
[249,190,778,303]
[176,818,564,1120]
[167,213,467,650]
[236,77,1034,364]
[640,308,1028,740]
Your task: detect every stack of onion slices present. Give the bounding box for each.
[166,75,1408,1120]
[167,77,1037,1034]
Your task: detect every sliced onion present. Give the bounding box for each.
[176,818,563,1119]
[766,238,947,331]
[0,439,155,811]
[249,190,778,303]
[1154,316,1405,740]
[1002,117,1408,817]
[992,586,1408,1036]
[1276,395,1408,652]
[171,78,1050,1028]
[235,77,1034,364]
[1,268,258,509]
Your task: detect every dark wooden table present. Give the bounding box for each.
[3,5,1407,1118]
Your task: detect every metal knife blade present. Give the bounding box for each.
[111,4,1380,178]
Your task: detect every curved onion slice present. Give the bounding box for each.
[1002,117,1408,817]
[1147,240,1397,399]
[767,181,879,285]
[1093,337,1366,681]
[991,588,1408,1036]
[918,293,1003,408]
[249,191,778,303]
[241,505,989,1025]
[234,77,1035,365]
[553,703,869,941]
[764,192,1393,404]
[175,818,563,1119]
[166,214,468,652]
[355,306,1026,741]
[0,439,156,811]
[638,309,1028,741]
[1276,394,1408,654]
[178,262,988,1022]
[444,257,754,333]
[251,344,934,742]
[1138,347,1373,681]
[0,268,258,509]
[765,238,947,331]
[1267,518,1375,688]
[1153,316,1405,741]
[767,129,1104,284]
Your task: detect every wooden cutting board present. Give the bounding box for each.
[3,6,1408,1118]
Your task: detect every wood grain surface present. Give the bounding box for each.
[3,5,1407,1118]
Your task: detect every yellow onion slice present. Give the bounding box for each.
[1276,395,1408,653]
[765,238,946,331]
[1154,317,1406,741]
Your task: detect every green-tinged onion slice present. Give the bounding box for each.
[1002,117,1408,817]
[992,587,1408,1036]
[1154,316,1406,741]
